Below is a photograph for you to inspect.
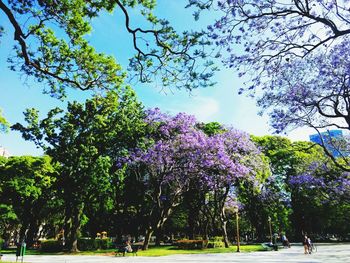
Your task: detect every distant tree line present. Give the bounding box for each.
[0,90,348,252]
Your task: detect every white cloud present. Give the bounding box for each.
[167,96,220,123]
[186,97,220,122]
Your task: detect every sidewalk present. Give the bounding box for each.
[3,243,350,263]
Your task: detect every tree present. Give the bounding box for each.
[285,141,350,237]
[13,89,146,251]
[249,136,295,238]
[189,0,350,170]
[190,0,350,82]
[255,41,350,170]
[197,121,224,136]
[0,155,56,246]
[126,110,208,249]
[0,0,215,98]
[126,110,256,249]
[203,129,267,247]
[250,136,350,239]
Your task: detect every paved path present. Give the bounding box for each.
[3,243,350,263]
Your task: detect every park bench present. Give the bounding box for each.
[115,245,139,256]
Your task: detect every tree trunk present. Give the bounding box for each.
[219,187,230,248]
[188,212,196,240]
[65,205,83,252]
[19,222,29,243]
[203,220,209,240]
[155,229,162,246]
[70,206,83,252]
[26,220,39,248]
[221,220,230,248]
[143,227,153,250]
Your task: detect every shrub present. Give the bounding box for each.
[0,238,4,249]
[78,238,114,251]
[207,236,224,248]
[40,239,63,252]
[95,238,114,249]
[77,238,98,251]
[175,239,208,250]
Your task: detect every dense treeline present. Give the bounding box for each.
[0,91,349,252]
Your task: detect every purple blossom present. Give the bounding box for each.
[123,109,264,202]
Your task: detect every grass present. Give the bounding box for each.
[1,249,63,255]
[0,244,265,257]
[77,245,264,256]
[130,245,265,257]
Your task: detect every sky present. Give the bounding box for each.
[0,0,313,156]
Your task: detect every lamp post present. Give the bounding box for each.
[233,206,240,252]
[268,216,272,244]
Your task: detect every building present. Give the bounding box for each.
[309,130,348,157]
[0,146,10,158]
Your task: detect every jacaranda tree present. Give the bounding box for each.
[126,109,263,249]
[200,129,268,247]
[190,0,350,84]
[189,0,350,171]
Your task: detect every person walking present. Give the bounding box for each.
[303,235,309,254]
[281,234,290,248]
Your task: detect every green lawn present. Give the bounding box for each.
[77,245,264,256]
[131,245,265,257]
[0,244,265,257]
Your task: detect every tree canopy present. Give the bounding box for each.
[188,0,350,171]
[0,0,216,98]
[190,0,350,78]
[125,109,264,248]
[13,88,146,251]
[0,155,56,245]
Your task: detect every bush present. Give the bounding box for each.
[40,239,63,252]
[175,239,208,250]
[77,238,98,251]
[207,236,224,248]
[78,238,114,251]
[95,238,114,249]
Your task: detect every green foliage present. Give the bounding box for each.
[40,240,63,252]
[175,239,208,250]
[207,236,224,248]
[2,0,214,97]
[165,205,188,232]
[0,155,56,239]
[0,204,17,225]
[13,89,146,251]
[3,114,349,248]
[77,238,98,251]
[197,122,224,136]
[0,237,4,249]
[0,109,9,133]
[77,238,113,251]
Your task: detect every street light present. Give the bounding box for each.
[268,216,273,244]
[233,206,240,252]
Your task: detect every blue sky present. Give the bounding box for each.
[0,0,311,156]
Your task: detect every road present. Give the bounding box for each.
[3,243,350,263]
